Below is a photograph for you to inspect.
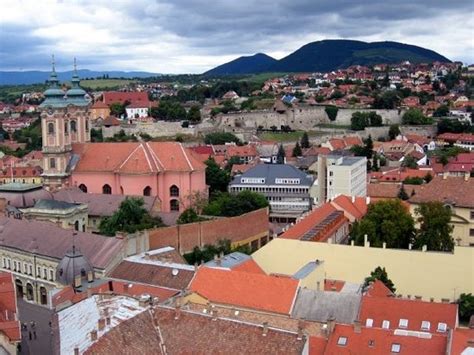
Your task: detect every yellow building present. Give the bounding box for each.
[252,238,474,302]
[90,100,110,120]
[408,175,474,247]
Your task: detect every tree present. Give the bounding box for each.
[350,199,415,249]
[109,102,126,117]
[205,157,230,195]
[187,105,201,122]
[204,132,241,145]
[403,176,424,185]
[325,105,338,121]
[398,185,409,200]
[177,208,206,224]
[292,142,302,157]
[183,239,251,265]
[364,266,396,293]
[364,135,374,159]
[402,108,433,125]
[276,144,285,164]
[202,191,269,217]
[388,124,400,140]
[402,155,418,169]
[350,111,382,130]
[414,202,454,252]
[300,132,310,149]
[457,293,474,323]
[433,105,449,118]
[99,197,164,236]
[372,154,379,171]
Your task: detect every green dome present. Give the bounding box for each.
[44,87,66,97]
[66,87,87,97]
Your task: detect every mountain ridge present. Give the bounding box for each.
[204,39,451,75]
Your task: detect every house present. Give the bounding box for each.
[226,144,258,164]
[90,101,110,120]
[229,164,314,222]
[408,176,474,247]
[125,101,149,119]
[221,90,239,101]
[187,266,299,316]
[0,272,21,354]
[0,166,42,185]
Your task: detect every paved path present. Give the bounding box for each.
[17,298,53,355]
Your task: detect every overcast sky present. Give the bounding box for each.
[1,0,473,73]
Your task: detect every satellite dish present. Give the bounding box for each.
[172,268,179,276]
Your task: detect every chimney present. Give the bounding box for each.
[98,318,106,331]
[262,322,268,337]
[382,242,386,249]
[422,245,427,252]
[90,329,98,341]
[430,298,434,303]
[327,316,336,335]
[87,271,94,283]
[465,173,469,182]
[139,294,151,308]
[297,325,304,340]
[74,275,82,288]
[353,320,361,333]
[408,243,412,250]
[441,298,450,303]
[106,316,111,326]
[144,252,151,260]
[174,306,181,320]
[443,171,448,180]
[415,295,422,300]
[211,308,218,321]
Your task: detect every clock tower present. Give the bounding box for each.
[39,57,91,190]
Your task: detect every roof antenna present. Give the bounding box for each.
[52,54,56,73]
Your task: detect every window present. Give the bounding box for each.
[85,119,89,132]
[48,122,55,135]
[470,228,474,237]
[399,319,408,329]
[170,185,179,197]
[366,318,373,328]
[143,186,152,196]
[437,322,447,332]
[64,121,69,135]
[102,184,112,194]
[421,321,430,331]
[74,221,79,231]
[337,336,347,346]
[382,320,390,329]
[391,343,401,353]
[70,120,77,132]
[78,184,87,193]
[471,211,474,220]
[368,340,375,347]
[50,158,56,169]
[170,199,179,211]
[329,171,333,177]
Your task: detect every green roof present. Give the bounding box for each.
[0,182,43,192]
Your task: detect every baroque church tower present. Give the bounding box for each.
[39,57,91,190]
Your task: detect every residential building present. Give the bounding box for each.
[252,238,473,302]
[408,176,474,247]
[229,164,314,221]
[0,215,124,306]
[0,272,21,354]
[89,101,110,121]
[315,154,367,204]
[125,101,149,119]
[0,166,43,185]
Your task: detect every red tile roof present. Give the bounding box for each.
[189,267,299,315]
[72,142,205,173]
[232,258,266,274]
[102,91,150,106]
[365,280,394,298]
[330,195,368,221]
[359,296,458,333]
[281,203,348,242]
[450,328,474,355]
[0,272,20,343]
[324,279,346,292]
[323,324,447,355]
[91,101,109,109]
[367,183,401,199]
[409,176,474,208]
[226,144,257,158]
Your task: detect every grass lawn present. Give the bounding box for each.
[259,130,323,142]
[240,72,288,84]
[78,79,136,90]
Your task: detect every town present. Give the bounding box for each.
[0,54,472,354]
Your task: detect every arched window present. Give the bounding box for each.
[64,121,69,135]
[48,122,55,135]
[78,184,87,193]
[39,287,47,305]
[85,119,89,132]
[170,185,179,197]
[170,199,179,211]
[143,186,152,196]
[74,221,79,231]
[26,283,34,301]
[70,120,77,132]
[102,184,112,194]
[50,158,56,169]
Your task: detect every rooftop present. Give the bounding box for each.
[230,163,314,186]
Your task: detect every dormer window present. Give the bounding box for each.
[366,318,373,328]
[337,336,347,346]
[391,343,401,353]
[437,322,447,332]
[421,321,430,331]
[399,319,408,329]
[382,320,390,329]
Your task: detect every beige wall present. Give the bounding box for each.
[252,238,474,302]
[409,203,474,247]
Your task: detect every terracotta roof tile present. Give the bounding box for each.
[359,296,458,332]
[0,272,20,343]
[232,259,266,274]
[365,280,394,298]
[450,328,474,355]
[330,195,368,221]
[409,176,474,208]
[189,267,299,315]
[367,183,401,199]
[102,91,149,106]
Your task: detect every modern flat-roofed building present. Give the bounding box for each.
[315,154,367,204]
[229,164,314,222]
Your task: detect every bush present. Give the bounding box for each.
[402,108,433,125]
[325,105,338,121]
[203,191,269,217]
[351,111,383,130]
[204,132,241,145]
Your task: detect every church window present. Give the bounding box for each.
[78,184,87,193]
[85,120,89,132]
[70,120,77,132]
[48,122,55,135]
[170,199,179,211]
[170,185,179,197]
[102,184,112,194]
[50,158,56,169]
[143,186,152,196]
[64,121,69,135]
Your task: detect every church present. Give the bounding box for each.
[39,59,207,212]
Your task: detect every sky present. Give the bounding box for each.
[0,0,473,73]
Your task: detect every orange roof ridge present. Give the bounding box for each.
[179,143,194,170]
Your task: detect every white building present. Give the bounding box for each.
[126,102,149,119]
[315,154,367,204]
[229,164,314,222]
